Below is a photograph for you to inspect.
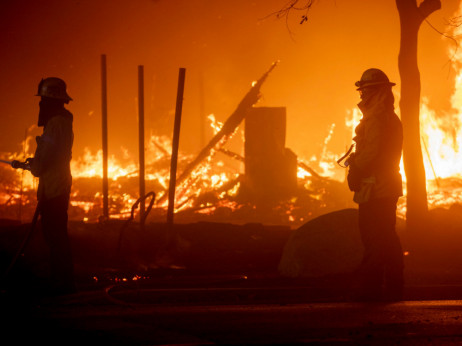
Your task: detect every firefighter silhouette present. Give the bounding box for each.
[348,68,404,301]
[12,77,75,294]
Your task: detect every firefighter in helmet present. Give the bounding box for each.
[347,68,404,301]
[13,77,75,294]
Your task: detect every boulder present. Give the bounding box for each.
[278,209,362,278]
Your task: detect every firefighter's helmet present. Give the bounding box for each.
[36,77,72,103]
[355,68,395,90]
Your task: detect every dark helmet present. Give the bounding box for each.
[355,68,396,90]
[36,77,72,103]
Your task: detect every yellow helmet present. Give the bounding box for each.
[36,77,72,103]
[355,68,395,90]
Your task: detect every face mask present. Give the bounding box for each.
[358,86,395,116]
[38,98,64,127]
[359,86,379,102]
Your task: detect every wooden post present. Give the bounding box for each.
[199,71,206,149]
[157,61,278,205]
[138,65,146,229]
[101,54,109,220]
[167,68,186,226]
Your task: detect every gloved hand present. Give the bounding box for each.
[11,158,32,170]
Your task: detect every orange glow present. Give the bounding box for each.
[1,1,462,226]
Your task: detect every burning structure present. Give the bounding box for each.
[243,106,298,207]
[2,28,462,232]
[0,61,354,229]
[2,54,462,231]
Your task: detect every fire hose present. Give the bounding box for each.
[116,191,156,257]
[2,202,41,283]
[336,144,355,168]
[0,159,12,165]
[1,159,36,284]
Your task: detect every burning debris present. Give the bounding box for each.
[2,58,462,229]
[0,62,354,228]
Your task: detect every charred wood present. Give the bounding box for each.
[156,61,278,205]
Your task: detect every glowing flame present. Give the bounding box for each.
[420,98,462,180]
[207,114,223,135]
[4,8,462,225]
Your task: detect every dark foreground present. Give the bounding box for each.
[2,206,462,344]
[2,276,462,345]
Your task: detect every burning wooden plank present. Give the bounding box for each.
[157,61,279,205]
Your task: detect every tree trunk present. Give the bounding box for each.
[395,0,440,234]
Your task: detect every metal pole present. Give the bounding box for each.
[199,71,206,149]
[101,54,109,219]
[138,65,146,229]
[167,68,186,226]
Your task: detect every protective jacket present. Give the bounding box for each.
[30,109,73,201]
[351,88,403,204]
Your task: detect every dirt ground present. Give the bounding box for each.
[1,205,462,297]
[2,207,462,344]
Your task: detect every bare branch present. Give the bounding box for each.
[264,0,315,25]
[446,15,462,28]
[424,18,458,48]
[262,0,316,40]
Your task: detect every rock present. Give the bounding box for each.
[278,208,362,278]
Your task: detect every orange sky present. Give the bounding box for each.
[0,0,460,177]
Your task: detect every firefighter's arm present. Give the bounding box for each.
[11,158,32,170]
[29,121,59,177]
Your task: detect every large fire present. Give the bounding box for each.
[3,21,462,227]
[0,107,349,227]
